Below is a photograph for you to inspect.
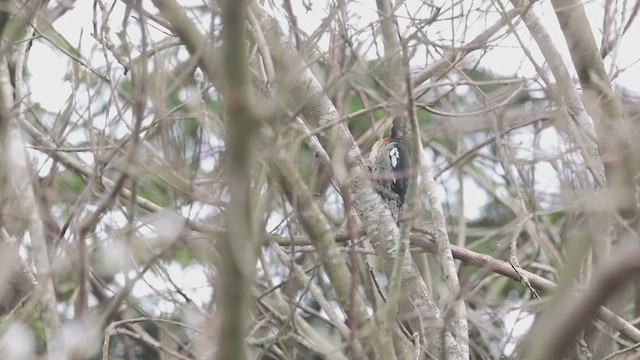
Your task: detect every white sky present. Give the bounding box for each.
[28,1,640,112]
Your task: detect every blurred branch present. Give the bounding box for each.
[375,0,402,102]
[253,288,350,360]
[9,132,63,338]
[273,158,389,359]
[150,0,217,85]
[155,0,264,358]
[17,114,225,237]
[550,0,634,218]
[527,242,640,359]
[7,2,62,343]
[103,317,201,360]
[268,242,355,344]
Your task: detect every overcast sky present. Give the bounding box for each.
[28,1,640,112]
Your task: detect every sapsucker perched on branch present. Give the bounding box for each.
[369,117,410,222]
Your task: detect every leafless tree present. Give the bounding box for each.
[0,0,640,359]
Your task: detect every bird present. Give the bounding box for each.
[368,117,410,222]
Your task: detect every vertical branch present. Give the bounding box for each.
[375,0,403,103]
[14,134,62,337]
[374,2,408,358]
[378,0,468,357]
[218,1,256,359]
[152,0,257,358]
[8,0,62,340]
[406,42,469,360]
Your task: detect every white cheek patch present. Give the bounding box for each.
[389,146,399,168]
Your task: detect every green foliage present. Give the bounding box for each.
[345,91,385,137]
[29,307,47,342]
[138,174,170,207]
[53,170,86,203]
[296,144,315,182]
[39,23,81,58]
[365,59,388,83]
[183,117,199,139]
[174,247,194,266]
[416,108,432,126]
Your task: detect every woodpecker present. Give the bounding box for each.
[369,118,410,222]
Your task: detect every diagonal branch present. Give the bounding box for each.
[273,158,389,359]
